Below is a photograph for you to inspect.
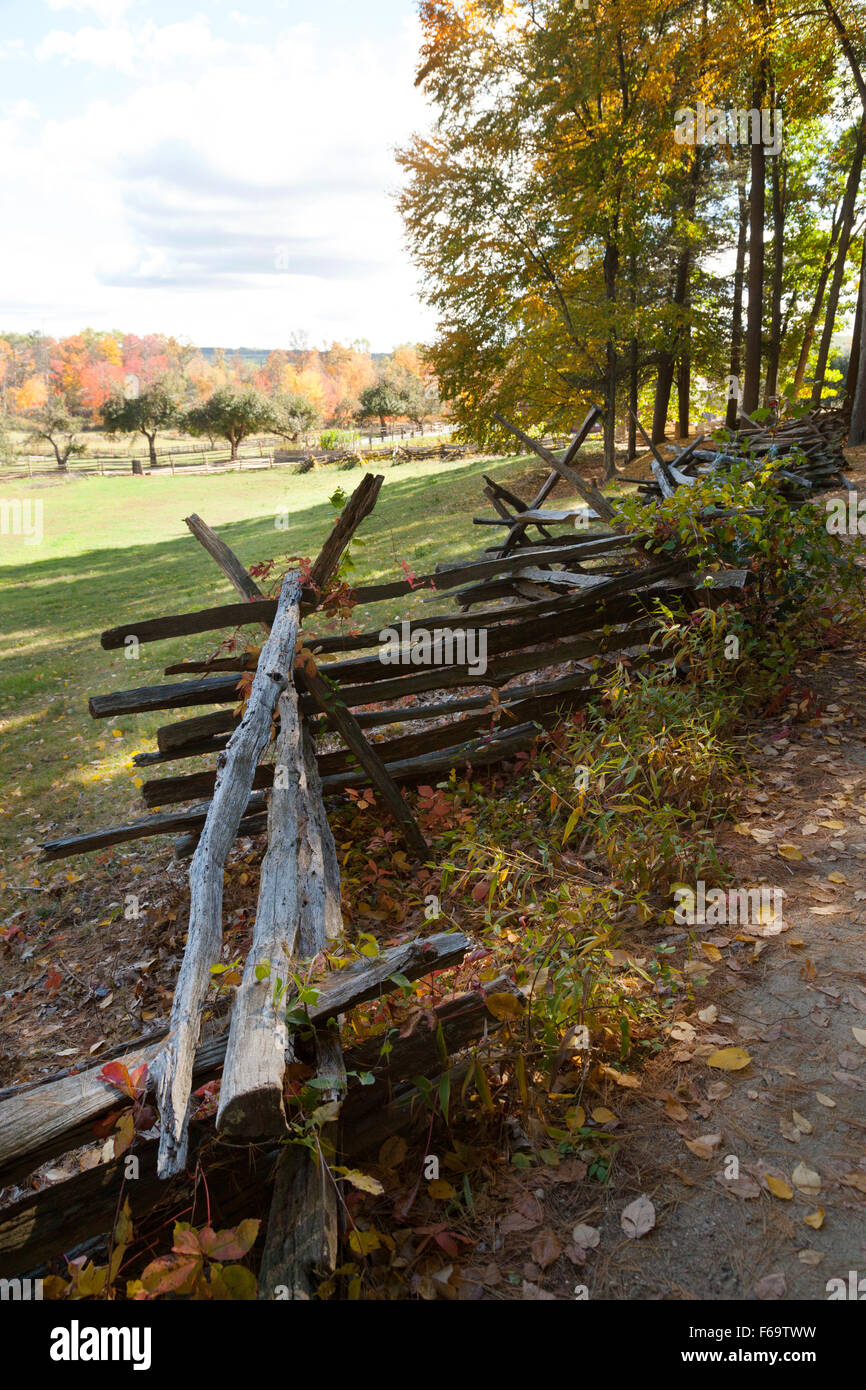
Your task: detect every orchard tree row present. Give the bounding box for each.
[0,331,442,467]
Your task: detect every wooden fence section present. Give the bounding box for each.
[2,402,785,1296]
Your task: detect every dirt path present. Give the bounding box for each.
[467,460,866,1304]
[468,634,866,1303]
[592,635,866,1301]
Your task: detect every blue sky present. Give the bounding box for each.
[0,0,433,349]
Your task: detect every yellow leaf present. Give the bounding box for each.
[842,1171,866,1193]
[339,1169,384,1196]
[378,1136,407,1169]
[561,807,581,845]
[663,1093,689,1122]
[827,871,846,883]
[804,1209,825,1229]
[566,1105,586,1131]
[685,1134,721,1158]
[765,1174,793,1200]
[819,820,845,830]
[484,991,524,1021]
[777,844,803,861]
[427,1179,456,1200]
[706,1047,751,1071]
[599,1065,640,1088]
[700,943,722,961]
[348,1230,381,1255]
[591,1107,617,1124]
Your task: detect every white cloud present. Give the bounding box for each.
[45,0,135,21]
[37,17,229,74]
[8,8,432,347]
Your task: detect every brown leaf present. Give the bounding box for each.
[530,1229,562,1270]
[620,1194,655,1239]
[754,1271,787,1300]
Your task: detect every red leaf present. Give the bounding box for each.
[198,1218,260,1261]
[97,1061,135,1099]
[434,1231,460,1257]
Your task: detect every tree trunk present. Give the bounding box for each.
[652,151,702,442]
[677,345,690,440]
[846,235,865,403]
[764,142,786,403]
[848,232,866,442]
[742,66,767,414]
[651,358,675,444]
[811,117,865,406]
[603,240,619,478]
[793,211,841,393]
[627,339,638,460]
[627,254,638,460]
[230,436,239,460]
[725,179,750,429]
[146,433,158,469]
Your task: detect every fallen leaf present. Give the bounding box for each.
[792,1162,822,1196]
[754,1271,786,1299]
[484,992,524,1021]
[827,871,847,884]
[792,1111,813,1135]
[706,1047,751,1071]
[852,1027,866,1047]
[778,844,803,861]
[798,1250,824,1266]
[530,1229,562,1269]
[684,1133,722,1159]
[571,1223,601,1250]
[427,1179,456,1200]
[600,1065,640,1088]
[590,1107,617,1124]
[764,1174,793,1200]
[842,1171,866,1193]
[620,1195,655,1239]
[713,1172,760,1198]
[521,1280,558,1300]
[663,1092,689,1122]
[804,1209,825,1229]
[338,1169,384,1196]
[815,1092,836,1108]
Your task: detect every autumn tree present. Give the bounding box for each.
[399,0,710,473]
[102,383,179,468]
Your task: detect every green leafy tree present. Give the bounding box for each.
[357,379,408,432]
[270,391,321,442]
[29,399,85,471]
[102,383,178,468]
[184,387,274,460]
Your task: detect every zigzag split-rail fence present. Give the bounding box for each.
[0,404,843,1296]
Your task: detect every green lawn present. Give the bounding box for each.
[1,451,597,889]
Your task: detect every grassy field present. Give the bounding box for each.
[1,450,624,893]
